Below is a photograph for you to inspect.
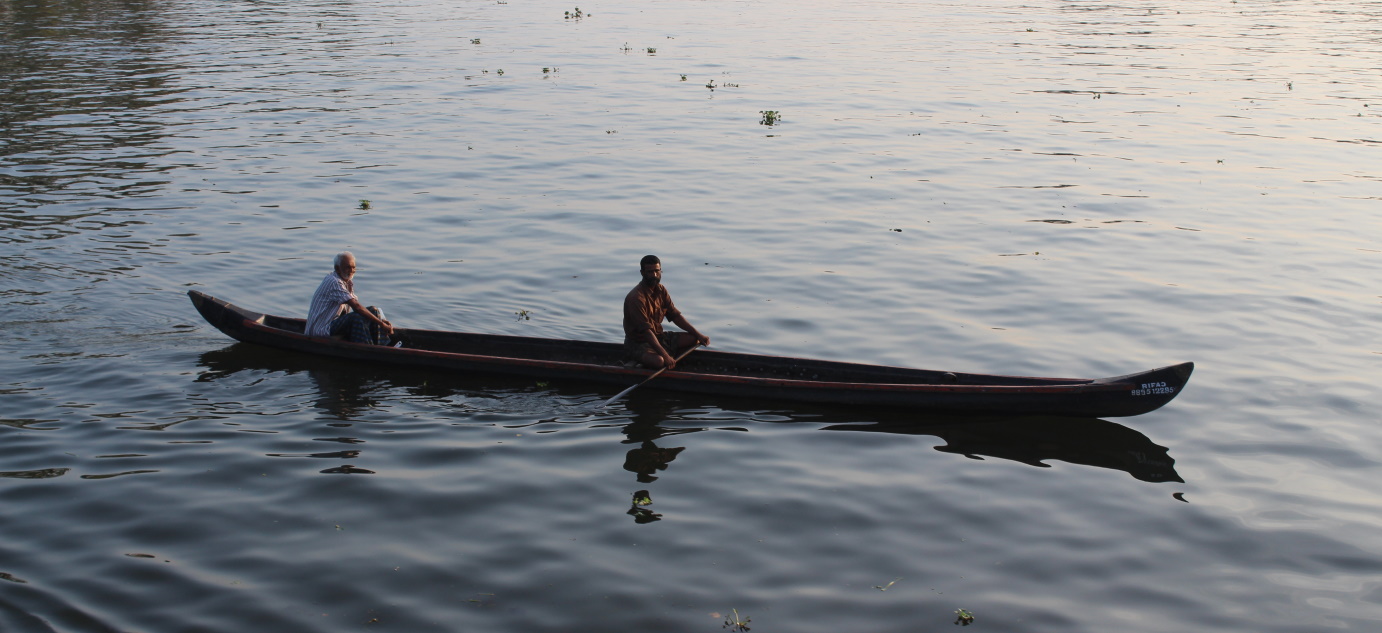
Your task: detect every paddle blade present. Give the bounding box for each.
[598,383,640,409]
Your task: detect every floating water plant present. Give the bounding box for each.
[759,110,780,126]
[357,199,372,210]
[564,7,584,19]
[627,490,660,523]
[680,74,687,81]
[954,608,975,625]
[514,309,531,321]
[471,38,481,44]
[646,47,657,54]
[723,608,751,631]
[496,69,504,76]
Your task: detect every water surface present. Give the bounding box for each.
[2,0,1381,631]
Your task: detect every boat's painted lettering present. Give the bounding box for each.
[1131,382,1174,397]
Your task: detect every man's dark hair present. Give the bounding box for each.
[640,255,660,269]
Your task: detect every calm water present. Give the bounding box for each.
[3,0,1381,631]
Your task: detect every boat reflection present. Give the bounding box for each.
[616,390,1182,483]
[818,415,1183,483]
[196,344,385,420]
[196,343,1182,485]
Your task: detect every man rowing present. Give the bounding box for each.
[306,251,395,345]
[623,255,709,369]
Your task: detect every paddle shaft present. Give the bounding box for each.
[599,344,700,408]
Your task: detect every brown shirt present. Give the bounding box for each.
[623,282,681,343]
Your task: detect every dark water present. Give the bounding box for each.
[3,0,1381,631]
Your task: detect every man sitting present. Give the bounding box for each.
[623,254,709,368]
[306,251,395,345]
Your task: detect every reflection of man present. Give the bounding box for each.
[622,255,709,368]
[623,441,685,483]
[306,251,395,345]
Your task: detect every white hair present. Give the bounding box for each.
[333,251,355,270]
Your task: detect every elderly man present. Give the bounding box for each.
[306,251,395,345]
[623,254,709,369]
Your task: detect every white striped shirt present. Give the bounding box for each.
[306,272,356,337]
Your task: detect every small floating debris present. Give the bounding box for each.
[722,608,751,631]
[873,577,902,591]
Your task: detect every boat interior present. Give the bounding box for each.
[255,312,1085,387]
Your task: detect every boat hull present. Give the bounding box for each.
[189,290,1192,417]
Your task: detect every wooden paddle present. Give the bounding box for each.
[598,344,700,409]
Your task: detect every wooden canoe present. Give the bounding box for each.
[188,290,1193,417]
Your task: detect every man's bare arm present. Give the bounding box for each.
[347,297,394,336]
[670,313,709,347]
